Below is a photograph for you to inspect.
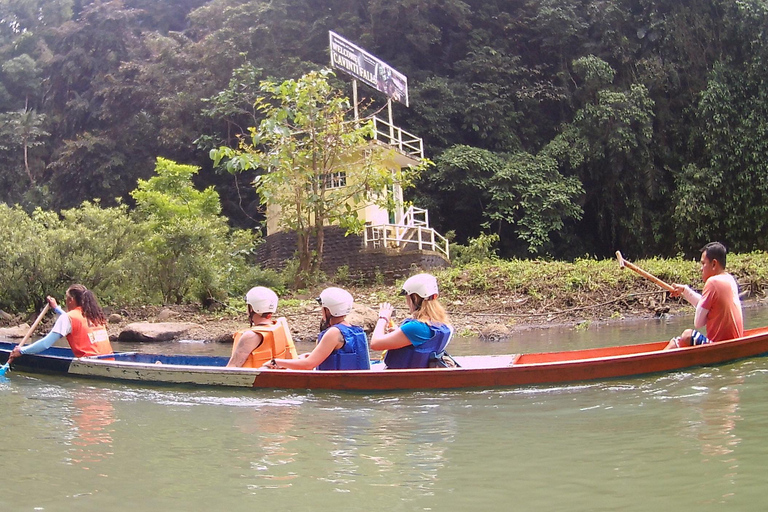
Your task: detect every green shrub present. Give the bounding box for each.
[130,157,258,304]
[450,233,500,265]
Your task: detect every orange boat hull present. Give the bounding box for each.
[5,327,768,391]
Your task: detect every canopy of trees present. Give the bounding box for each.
[2,0,768,260]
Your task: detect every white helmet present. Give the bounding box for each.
[245,286,278,314]
[401,273,439,299]
[317,287,354,317]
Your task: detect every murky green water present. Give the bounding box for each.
[3,309,768,511]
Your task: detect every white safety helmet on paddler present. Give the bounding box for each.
[317,287,354,317]
[245,286,278,314]
[401,273,439,299]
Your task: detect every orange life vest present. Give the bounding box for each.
[67,307,113,358]
[231,317,297,368]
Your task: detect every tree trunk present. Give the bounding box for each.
[23,139,33,183]
[23,97,34,183]
[312,224,325,276]
[296,230,312,288]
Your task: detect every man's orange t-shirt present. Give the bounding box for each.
[699,273,744,341]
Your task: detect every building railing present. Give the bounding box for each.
[372,116,423,159]
[401,205,428,228]
[364,224,449,260]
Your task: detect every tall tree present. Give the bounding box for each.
[130,157,252,303]
[418,144,582,256]
[672,0,768,253]
[213,69,426,284]
[543,56,658,255]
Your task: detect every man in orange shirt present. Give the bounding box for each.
[666,242,744,349]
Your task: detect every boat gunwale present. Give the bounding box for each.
[3,325,768,390]
[67,328,768,376]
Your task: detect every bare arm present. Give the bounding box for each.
[369,302,412,351]
[272,327,344,370]
[226,331,263,367]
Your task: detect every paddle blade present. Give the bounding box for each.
[0,362,9,377]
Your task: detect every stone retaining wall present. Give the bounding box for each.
[255,226,449,282]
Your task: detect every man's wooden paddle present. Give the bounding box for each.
[616,251,674,292]
[0,303,51,376]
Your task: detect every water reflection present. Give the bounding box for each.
[655,368,744,506]
[235,395,457,499]
[239,401,300,490]
[64,387,116,469]
[695,378,742,460]
[329,396,455,497]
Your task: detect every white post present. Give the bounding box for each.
[353,80,359,122]
[387,99,395,145]
[393,181,404,225]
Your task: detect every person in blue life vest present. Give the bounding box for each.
[265,287,370,371]
[370,273,453,369]
[227,287,297,368]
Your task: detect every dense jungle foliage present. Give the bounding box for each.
[0,158,284,311]
[2,0,768,261]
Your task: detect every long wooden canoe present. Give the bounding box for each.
[3,326,768,390]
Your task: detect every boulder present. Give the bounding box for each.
[117,322,200,342]
[108,313,123,324]
[479,323,511,341]
[0,324,31,339]
[156,308,179,321]
[212,332,235,344]
[347,303,378,333]
[299,302,378,333]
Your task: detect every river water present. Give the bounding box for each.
[3,309,768,511]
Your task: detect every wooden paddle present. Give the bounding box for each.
[0,303,51,376]
[616,251,674,292]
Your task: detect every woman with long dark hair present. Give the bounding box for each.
[7,284,113,363]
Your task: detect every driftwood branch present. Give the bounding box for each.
[451,290,668,318]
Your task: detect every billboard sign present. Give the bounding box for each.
[329,31,409,107]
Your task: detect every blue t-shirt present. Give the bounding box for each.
[400,320,433,347]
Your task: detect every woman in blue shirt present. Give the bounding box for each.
[370,273,453,369]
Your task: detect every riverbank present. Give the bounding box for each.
[4,254,768,343]
[100,282,764,343]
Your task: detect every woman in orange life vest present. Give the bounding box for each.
[6,284,113,363]
[370,273,453,369]
[227,286,297,368]
[265,287,370,370]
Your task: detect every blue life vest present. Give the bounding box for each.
[384,319,453,369]
[317,324,371,371]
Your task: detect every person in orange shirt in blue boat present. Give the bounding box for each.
[6,284,113,364]
[227,286,297,367]
[665,242,744,349]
